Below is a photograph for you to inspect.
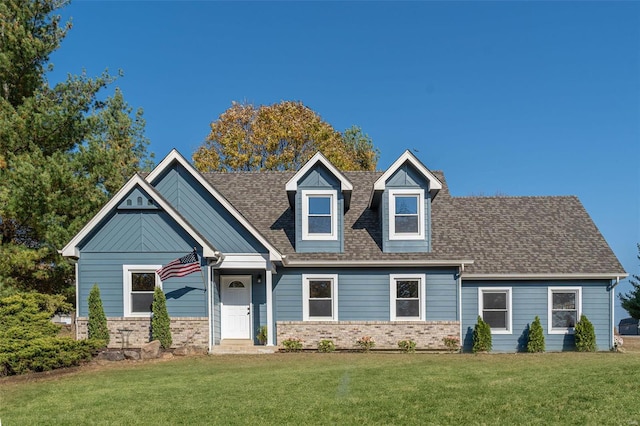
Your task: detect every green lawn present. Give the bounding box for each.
[2,352,640,425]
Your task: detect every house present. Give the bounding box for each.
[62,149,627,352]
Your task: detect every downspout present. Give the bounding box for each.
[610,276,621,349]
[458,263,465,345]
[75,261,80,340]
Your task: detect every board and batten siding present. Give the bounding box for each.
[382,165,432,253]
[294,166,343,253]
[273,268,457,322]
[152,164,266,254]
[461,280,612,352]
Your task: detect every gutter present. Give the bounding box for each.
[610,276,621,350]
[281,257,474,268]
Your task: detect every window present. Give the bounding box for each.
[123,265,161,316]
[548,288,581,334]
[302,190,338,240]
[303,274,338,320]
[479,288,512,334]
[390,274,425,320]
[389,189,424,240]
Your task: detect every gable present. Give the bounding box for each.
[152,162,267,254]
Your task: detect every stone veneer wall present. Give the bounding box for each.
[277,321,459,351]
[76,317,208,349]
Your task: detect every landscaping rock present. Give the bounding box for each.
[124,350,140,360]
[161,352,174,360]
[174,345,208,356]
[101,351,125,362]
[173,346,190,356]
[140,340,162,360]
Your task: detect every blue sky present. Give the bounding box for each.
[49,1,639,320]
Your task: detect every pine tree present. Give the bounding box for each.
[574,314,596,352]
[619,244,640,319]
[87,284,109,344]
[152,287,172,349]
[472,316,492,353]
[527,316,545,353]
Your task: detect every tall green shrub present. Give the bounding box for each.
[87,284,109,344]
[574,314,596,352]
[472,316,492,353]
[152,287,172,349]
[527,316,545,353]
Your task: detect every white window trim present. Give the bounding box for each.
[478,287,512,335]
[302,274,338,321]
[123,265,162,317]
[390,273,426,321]
[388,188,425,240]
[548,287,582,334]
[301,189,338,241]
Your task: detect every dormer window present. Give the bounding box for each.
[389,189,424,240]
[302,190,337,240]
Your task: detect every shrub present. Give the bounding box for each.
[0,292,100,376]
[574,314,596,352]
[356,336,375,352]
[282,338,303,352]
[317,339,336,353]
[472,316,492,353]
[398,339,416,353]
[256,325,268,345]
[527,316,545,353]
[443,335,460,352]
[87,284,109,344]
[151,287,172,349]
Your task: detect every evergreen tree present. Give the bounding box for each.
[619,244,640,319]
[574,314,596,352]
[527,316,545,353]
[87,284,109,344]
[0,1,153,298]
[151,287,172,349]
[472,316,492,353]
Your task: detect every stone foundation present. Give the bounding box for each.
[76,317,208,349]
[276,321,459,351]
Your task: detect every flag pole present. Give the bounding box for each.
[195,247,207,292]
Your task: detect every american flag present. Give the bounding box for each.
[156,250,201,281]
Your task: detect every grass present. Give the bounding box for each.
[2,351,640,425]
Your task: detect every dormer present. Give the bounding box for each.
[369,150,442,253]
[286,152,353,253]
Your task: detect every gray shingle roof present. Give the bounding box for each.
[202,170,625,276]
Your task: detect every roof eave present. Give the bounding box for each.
[462,273,629,280]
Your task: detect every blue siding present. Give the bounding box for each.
[461,280,612,352]
[152,164,266,254]
[294,165,343,253]
[273,268,458,322]
[77,252,207,318]
[252,273,267,344]
[213,276,221,345]
[382,165,432,253]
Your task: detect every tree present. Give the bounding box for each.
[472,315,492,353]
[193,101,378,172]
[619,244,640,319]
[527,316,545,353]
[87,284,109,344]
[574,314,596,352]
[151,287,172,349]
[0,0,152,299]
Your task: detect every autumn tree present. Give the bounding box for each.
[0,0,152,299]
[193,101,379,172]
[619,244,640,319]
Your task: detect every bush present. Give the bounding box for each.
[398,339,416,353]
[282,338,303,352]
[256,325,268,345]
[0,292,101,376]
[443,335,460,352]
[317,339,336,353]
[472,316,492,353]
[88,284,109,344]
[527,316,545,353]
[151,287,172,349]
[356,336,375,352]
[574,314,596,352]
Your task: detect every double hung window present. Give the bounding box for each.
[302,190,337,240]
[390,274,425,320]
[123,265,161,316]
[389,189,424,240]
[303,275,338,320]
[548,288,581,333]
[478,288,512,334]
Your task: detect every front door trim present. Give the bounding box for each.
[220,275,252,340]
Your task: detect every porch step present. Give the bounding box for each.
[219,339,254,347]
[210,344,276,355]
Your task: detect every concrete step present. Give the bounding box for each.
[219,339,254,347]
[210,345,276,355]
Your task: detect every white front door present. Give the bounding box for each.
[221,275,252,339]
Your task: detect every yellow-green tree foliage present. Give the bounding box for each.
[193,101,379,172]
